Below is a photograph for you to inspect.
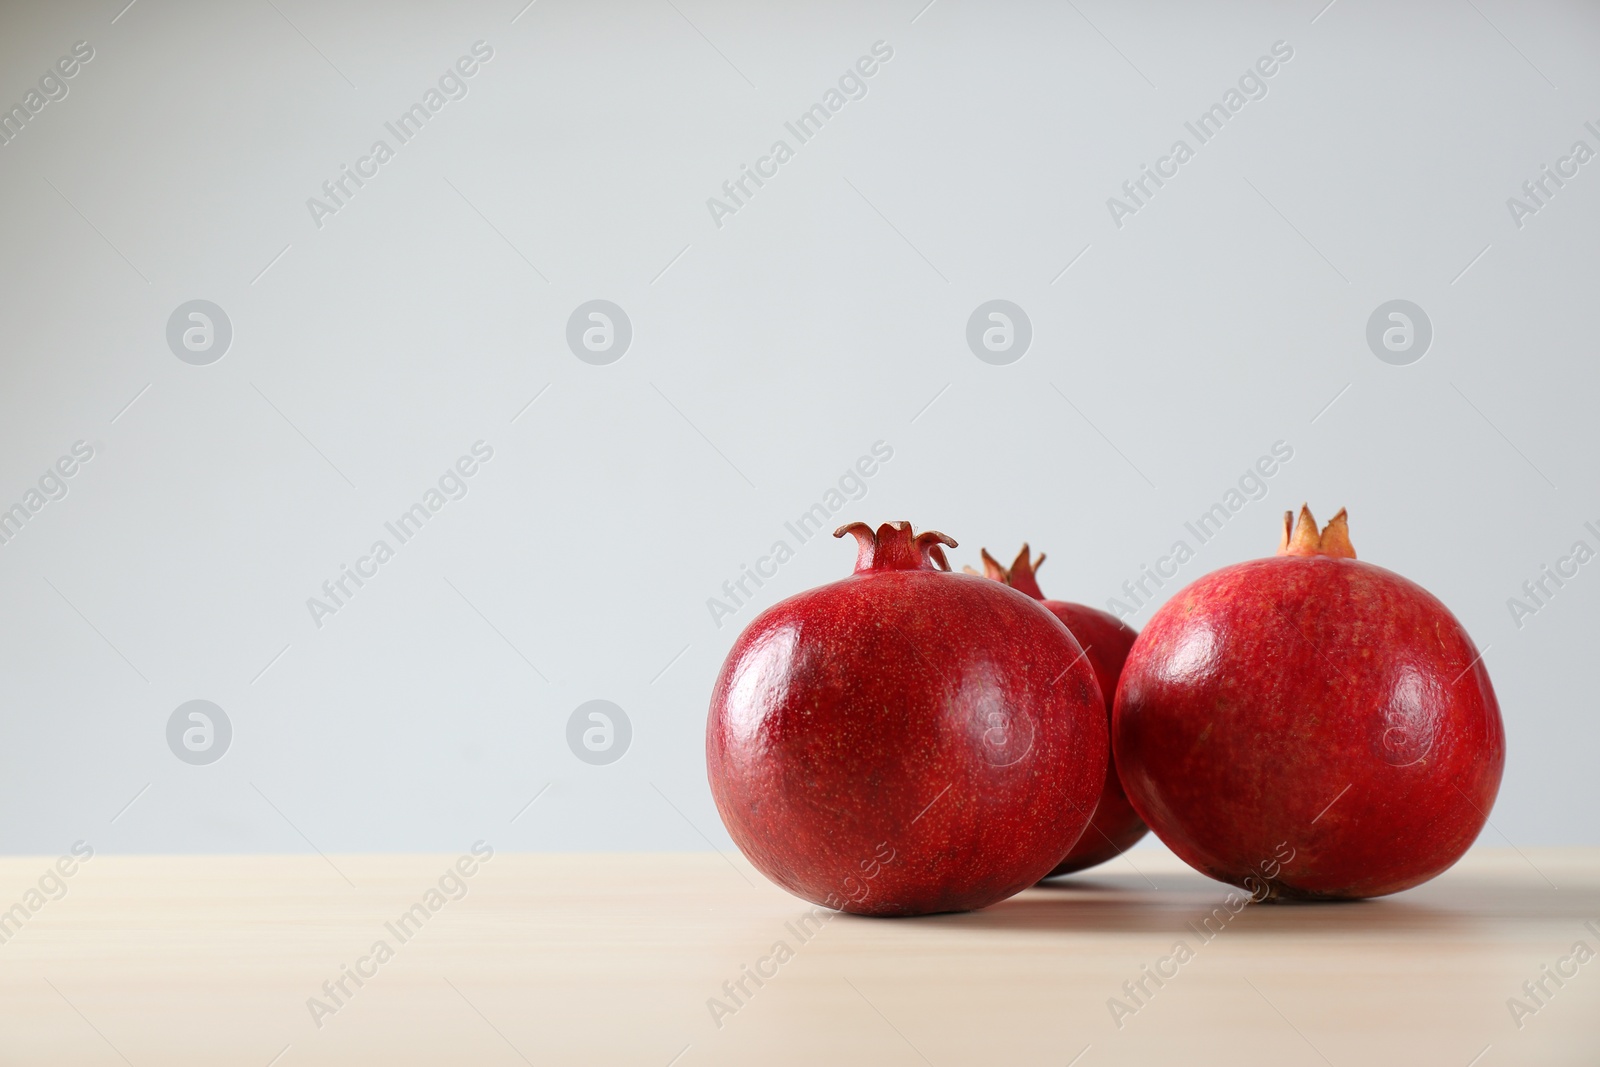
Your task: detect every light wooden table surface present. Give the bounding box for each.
[0,847,1594,1066]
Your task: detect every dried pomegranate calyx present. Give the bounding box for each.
[835,521,956,573]
[977,545,1047,600]
[1278,505,1357,559]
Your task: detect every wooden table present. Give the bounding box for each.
[0,847,1594,1065]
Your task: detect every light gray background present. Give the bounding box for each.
[0,0,1593,855]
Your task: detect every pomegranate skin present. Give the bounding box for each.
[1042,602,1148,876]
[968,547,1147,877]
[1114,515,1504,900]
[707,523,1108,916]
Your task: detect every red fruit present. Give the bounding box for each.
[1114,506,1505,900]
[706,521,1108,916]
[972,546,1147,876]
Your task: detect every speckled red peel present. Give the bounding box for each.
[706,521,1109,916]
[971,546,1148,877]
[1113,506,1505,900]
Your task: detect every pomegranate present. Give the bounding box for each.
[971,546,1147,876]
[706,521,1108,916]
[1114,506,1505,899]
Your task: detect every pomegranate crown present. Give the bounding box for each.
[963,544,1047,600]
[1278,505,1356,559]
[835,521,956,573]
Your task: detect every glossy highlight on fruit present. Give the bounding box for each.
[707,521,1109,916]
[972,546,1147,877]
[1113,506,1505,900]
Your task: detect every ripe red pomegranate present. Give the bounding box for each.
[706,521,1108,916]
[971,546,1147,876]
[1114,507,1505,900]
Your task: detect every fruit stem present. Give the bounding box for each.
[1278,505,1357,559]
[835,521,956,573]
